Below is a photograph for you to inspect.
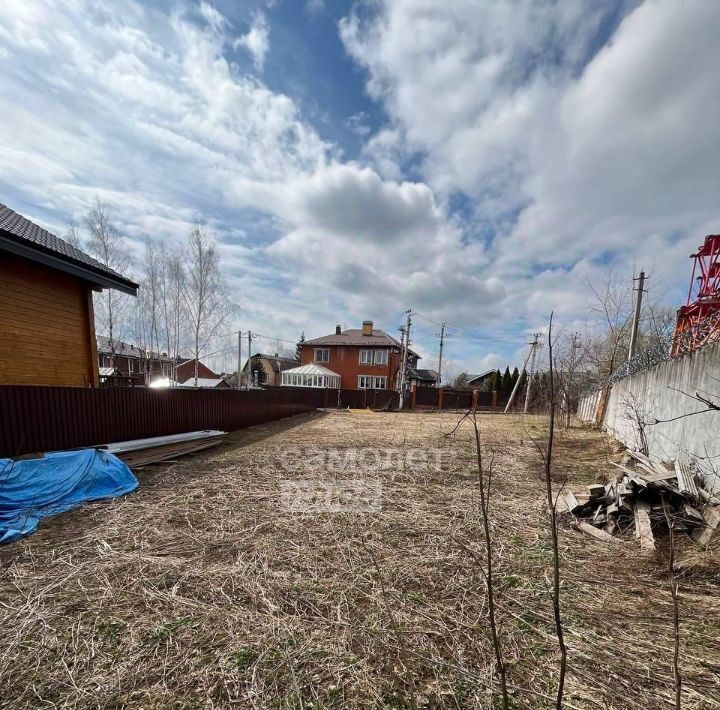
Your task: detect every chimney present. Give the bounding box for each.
[335,325,342,335]
[362,320,373,336]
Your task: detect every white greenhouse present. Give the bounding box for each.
[280,363,341,389]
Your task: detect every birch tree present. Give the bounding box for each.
[159,248,186,381]
[84,198,132,367]
[182,222,230,386]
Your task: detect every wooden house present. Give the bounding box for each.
[0,203,138,387]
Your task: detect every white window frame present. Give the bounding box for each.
[359,375,386,389]
[373,350,388,365]
[359,349,373,365]
[314,348,330,363]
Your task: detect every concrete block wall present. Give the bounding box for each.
[579,342,720,488]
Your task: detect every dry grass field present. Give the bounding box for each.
[2,410,720,709]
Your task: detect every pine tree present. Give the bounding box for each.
[502,366,511,392]
[492,369,503,392]
[296,332,305,361]
[511,367,520,389]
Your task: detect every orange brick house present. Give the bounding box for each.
[282,320,419,390]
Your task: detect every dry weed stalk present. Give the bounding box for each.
[544,312,567,708]
[471,408,509,708]
[662,495,682,709]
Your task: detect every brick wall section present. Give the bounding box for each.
[300,344,401,390]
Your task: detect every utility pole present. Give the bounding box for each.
[628,270,647,361]
[437,322,446,386]
[523,333,540,413]
[398,310,411,408]
[564,332,581,425]
[247,330,253,389]
[237,330,242,390]
[504,337,535,414]
[397,325,406,394]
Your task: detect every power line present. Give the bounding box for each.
[208,328,298,345]
[411,310,526,345]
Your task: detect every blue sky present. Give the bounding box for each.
[1,0,719,378]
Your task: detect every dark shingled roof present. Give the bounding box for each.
[252,353,300,373]
[407,368,438,382]
[467,369,497,384]
[0,202,138,294]
[305,327,420,357]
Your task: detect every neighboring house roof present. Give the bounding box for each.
[0,203,138,295]
[97,336,175,361]
[247,353,300,373]
[282,363,341,377]
[305,327,420,358]
[407,368,438,382]
[467,369,497,384]
[178,377,227,388]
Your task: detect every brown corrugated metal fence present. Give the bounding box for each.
[0,385,401,457]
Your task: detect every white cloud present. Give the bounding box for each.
[198,1,228,34]
[345,111,371,136]
[342,0,720,331]
[2,0,718,375]
[233,13,270,71]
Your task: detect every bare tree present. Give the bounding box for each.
[535,313,567,709]
[143,239,162,359]
[471,412,509,708]
[268,337,295,360]
[551,330,591,427]
[84,198,132,367]
[63,223,82,250]
[583,268,634,380]
[126,240,167,385]
[160,249,187,382]
[182,222,231,387]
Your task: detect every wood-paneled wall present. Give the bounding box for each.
[0,253,98,386]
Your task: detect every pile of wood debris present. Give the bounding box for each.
[557,449,720,550]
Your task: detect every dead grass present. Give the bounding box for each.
[1,411,720,708]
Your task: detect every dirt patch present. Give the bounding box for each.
[1,411,719,708]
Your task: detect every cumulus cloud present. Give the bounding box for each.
[2,0,718,374]
[342,0,720,326]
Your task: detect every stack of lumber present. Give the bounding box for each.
[100,430,226,468]
[557,450,720,550]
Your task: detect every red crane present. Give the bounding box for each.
[671,234,720,356]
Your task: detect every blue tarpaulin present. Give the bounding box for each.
[0,449,138,544]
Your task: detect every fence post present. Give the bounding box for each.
[595,385,611,428]
[411,384,417,411]
[472,389,478,410]
[492,390,498,410]
[438,387,444,410]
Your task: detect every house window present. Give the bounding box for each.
[374,350,388,365]
[359,375,386,389]
[128,360,134,374]
[314,348,329,363]
[359,350,373,365]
